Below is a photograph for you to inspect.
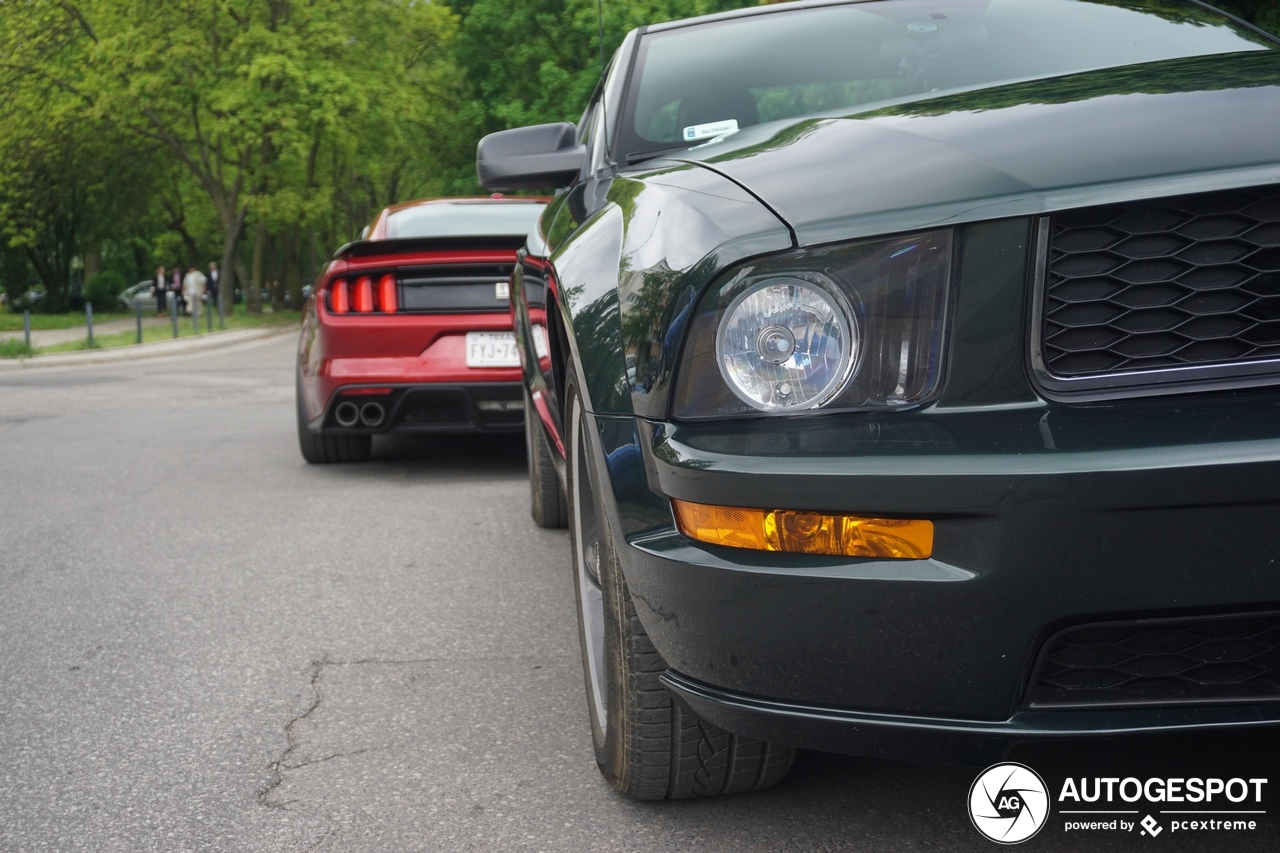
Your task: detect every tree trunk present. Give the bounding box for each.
[84,249,101,282]
[283,227,302,311]
[218,230,240,319]
[236,258,251,313]
[248,220,265,314]
[24,247,68,310]
[268,231,285,312]
[307,227,317,287]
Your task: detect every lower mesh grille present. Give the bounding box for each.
[1024,612,1280,710]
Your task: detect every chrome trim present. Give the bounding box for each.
[1028,216,1280,402]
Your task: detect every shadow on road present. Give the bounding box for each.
[369,432,527,476]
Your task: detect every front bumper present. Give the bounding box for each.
[662,670,1280,766]
[591,394,1280,759]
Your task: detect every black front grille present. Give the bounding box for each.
[1025,612,1280,710]
[1039,186,1280,382]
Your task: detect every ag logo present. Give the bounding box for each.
[969,763,1050,844]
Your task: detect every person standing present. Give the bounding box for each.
[207,261,220,310]
[172,266,184,314]
[182,266,207,315]
[154,265,168,315]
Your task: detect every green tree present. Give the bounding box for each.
[447,0,759,188]
[0,101,157,310]
[0,1,464,312]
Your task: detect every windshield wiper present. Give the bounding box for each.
[625,145,694,165]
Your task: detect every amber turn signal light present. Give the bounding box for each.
[671,499,932,559]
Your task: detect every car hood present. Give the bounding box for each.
[662,51,1280,247]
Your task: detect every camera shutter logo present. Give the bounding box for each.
[969,763,1050,844]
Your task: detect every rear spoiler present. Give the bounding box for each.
[333,235,528,259]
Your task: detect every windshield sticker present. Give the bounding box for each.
[682,119,739,142]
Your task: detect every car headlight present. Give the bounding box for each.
[673,229,953,418]
[716,275,857,411]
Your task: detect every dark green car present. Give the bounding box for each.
[476,0,1280,800]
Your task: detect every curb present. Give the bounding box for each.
[0,324,298,371]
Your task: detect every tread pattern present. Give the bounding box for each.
[606,551,796,800]
[580,383,796,799]
[525,391,567,528]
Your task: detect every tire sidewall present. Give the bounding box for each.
[566,380,627,775]
[524,389,541,510]
[296,368,322,463]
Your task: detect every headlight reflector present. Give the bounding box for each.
[673,229,953,418]
[715,276,856,410]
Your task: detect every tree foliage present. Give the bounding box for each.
[1,0,1277,312]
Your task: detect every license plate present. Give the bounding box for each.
[465,331,520,368]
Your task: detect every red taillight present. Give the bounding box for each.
[353,276,374,313]
[377,274,397,313]
[328,280,349,314]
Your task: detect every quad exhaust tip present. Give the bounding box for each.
[334,401,360,427]
[360,402,385,428]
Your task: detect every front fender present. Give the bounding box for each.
[549,163,793,418]
[551,203,629,415]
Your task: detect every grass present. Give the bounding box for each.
[0,310,134,331]
[0,339,35,358]
[5,306,300,357]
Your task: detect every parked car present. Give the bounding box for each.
[118,281,158,313]
[295,196,547,463]
[15,287,46,310]
[283,284,312,309]
[478,0,1280,800]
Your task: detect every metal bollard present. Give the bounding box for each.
[23,309,30,349]
[192,296,199,334]
[205,294,212,331]
[171,291,178,338]
[86,302,95,347]
[135,299,143,344]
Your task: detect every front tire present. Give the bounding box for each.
[296,373,371,464]
[566,381,795,799]
[525,389,567,528]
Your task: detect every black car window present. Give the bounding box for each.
[618,0,1274,162]
[385,203,547,239]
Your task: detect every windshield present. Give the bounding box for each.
[385,202,546,239]
[619,0,1274,162]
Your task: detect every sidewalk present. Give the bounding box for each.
[0,316,171,347]
[0,324,298,371]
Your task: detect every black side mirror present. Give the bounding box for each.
[476,122,586,192]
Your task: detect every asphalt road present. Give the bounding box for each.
[1,335,1277,852]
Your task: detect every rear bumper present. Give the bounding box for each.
[311,381,524,434]
[298,310,523,426]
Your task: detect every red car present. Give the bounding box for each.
[296,196,547,463]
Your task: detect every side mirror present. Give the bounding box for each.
[476,122,586,192]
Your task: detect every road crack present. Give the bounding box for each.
[260,658,324,810]
[260,654,573,811]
